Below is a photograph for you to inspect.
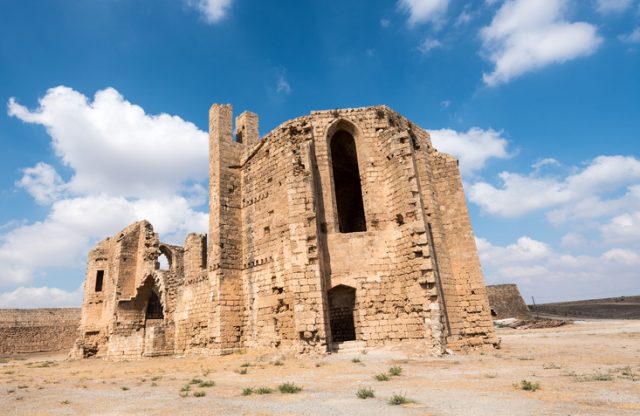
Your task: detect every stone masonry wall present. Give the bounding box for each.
[486,284,532,320]
[431,153,497,349]
[0,309,80,355]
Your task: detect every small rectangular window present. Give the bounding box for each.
[95,270,104,292]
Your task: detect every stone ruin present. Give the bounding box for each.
[71,105,498,358]
[486,284,532,320]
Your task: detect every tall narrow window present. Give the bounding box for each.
[95,270,104,292]
[330,130,366,232]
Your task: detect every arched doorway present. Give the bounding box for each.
[328,285,356,343]
[330,130,366,233]
[146,290,164,320]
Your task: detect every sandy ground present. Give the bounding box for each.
[1,320,639,416]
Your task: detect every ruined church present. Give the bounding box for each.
[72,104,497,358]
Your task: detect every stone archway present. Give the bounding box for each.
[328,285,356,343]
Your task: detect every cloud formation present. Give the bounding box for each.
[398,0,449,25]
[478,236,640,302]
[480,0,602,86]
[595,0,633,14]
[2,87,209,305]
[429,127,511,177]
[0,285,83,308]
[469,155,640,217]
[187,0,233,24]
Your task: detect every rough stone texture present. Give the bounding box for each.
[0,308,80,354]
[486,284,532,320]
[73,105,497,358]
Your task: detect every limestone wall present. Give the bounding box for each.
[0,308,80,354]
[486,284,531,319]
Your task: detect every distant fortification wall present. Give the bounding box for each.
[0,308,81,355]
[485,284,531,320]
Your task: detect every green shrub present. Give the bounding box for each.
[242,387,254,396]
[389,366,403,376]
[351,357,361,363]
[356,387,375,399]
[278,382,302,394]
[198,380,215,388]
[374,373,390,381]
[255,387,274,394]
[388,392,412,405]
[517,379,540,391]
[193,391,206,397]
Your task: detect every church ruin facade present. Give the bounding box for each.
[72,105,497,358]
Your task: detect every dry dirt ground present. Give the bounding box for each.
[1,320,639,416]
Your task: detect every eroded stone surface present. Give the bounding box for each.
[72,105,497,358]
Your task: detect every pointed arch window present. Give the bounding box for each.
[330,130,366,233]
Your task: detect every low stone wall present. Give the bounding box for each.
[0,308,81,355]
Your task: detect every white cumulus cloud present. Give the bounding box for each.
[429,127,511,177]
[2,86,209,298]
[469,155,640,217]
[595,0,633,14]
[478,236,640,302]
[0,285,83,308]
[398,0,449,25]
[619,27,640,43]
[480,0,602,86]
[8,87,208,199]
[16,162,65,205]
[187,0,233,24]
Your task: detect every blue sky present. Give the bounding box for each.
[0,0,638,307]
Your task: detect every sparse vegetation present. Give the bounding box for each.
[351,357,361,363]
[388,392,413,405]
[17,385,28,389]
[374,373,390,381]
[620,366,639,381]
[573,372,613,382]
[61,400,70,405]
[543,363,561,370]
[273,359,284,366]
[484,373,498,378]
[193,391,206,397]
[189,378,203,385]
[389,366,403,376]
[516,379,540,391]
[240,362,251,367]
[242,387,254,396]
[255,387,274,394]
[198,380,215,388]
[121,386,130,391]
[278,382,302,394]
[0,358,9,364]
[356,387,375,399]
[236,367,248,375]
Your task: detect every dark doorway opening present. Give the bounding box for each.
[330,130,366,233]
[146,291,164,320]
[328,285,356,343]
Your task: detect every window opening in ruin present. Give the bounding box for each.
[328,285,356,343]
[146,290,164,320]
[158,252,170,271]
[95,270,104,292]
[330,130,366,233]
